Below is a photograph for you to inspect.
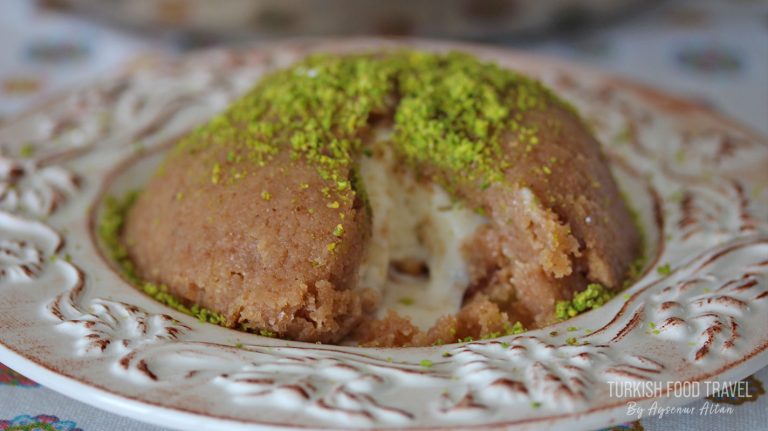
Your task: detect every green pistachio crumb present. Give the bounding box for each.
[675,149,686,163]
[211,163,222,185]
[555,283,615,321]
[503,321,526,336]
[172,51,580,214]
[98,191,273,333]
[398,296,414,306]
[333,223,344,237]
[419,359,433,369]
[657,263,672,276]
[624,202,648,285]
[98,51,609,344]
[669,190,685,203]
[481,331,502,340]
[19,144,35,158]
[98,191,139,276]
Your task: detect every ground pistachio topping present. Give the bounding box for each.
[174,50,576,197]
[552,198,648,322]
[555,283,616,321]
[98,191,227,327]
[657,263,672,276]
[623,195,649,286]
[166,50,584,256]
[158,49,588,264]
[101,50,646,342]
[19,143,35,158]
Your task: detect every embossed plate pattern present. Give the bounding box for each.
[0,38,767,431]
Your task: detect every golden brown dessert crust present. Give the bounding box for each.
[123,51,641,346]
[349,106,640,346]
[123,150,376,343]
[455,105,641,328]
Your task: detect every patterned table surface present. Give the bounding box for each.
[0,0,766,430]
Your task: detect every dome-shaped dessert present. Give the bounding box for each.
[122,51,641,345]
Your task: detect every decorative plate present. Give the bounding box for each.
[0,38,767,431]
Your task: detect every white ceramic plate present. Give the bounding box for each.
[0,38,767,431]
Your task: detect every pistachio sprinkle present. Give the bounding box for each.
[174,50,575,201]
[99,191,227,327]
[555,283,615,321]
[101,50,642,340]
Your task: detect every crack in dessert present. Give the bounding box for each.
[357,129,488,331]
[107,50,642,346]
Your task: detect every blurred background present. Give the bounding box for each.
[0,0,766,133]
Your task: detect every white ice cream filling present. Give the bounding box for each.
[357,135,488,330]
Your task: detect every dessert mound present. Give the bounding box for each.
[121,50,642,346]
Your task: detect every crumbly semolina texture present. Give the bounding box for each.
[122,50,641,345]
[352,295,526,347]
